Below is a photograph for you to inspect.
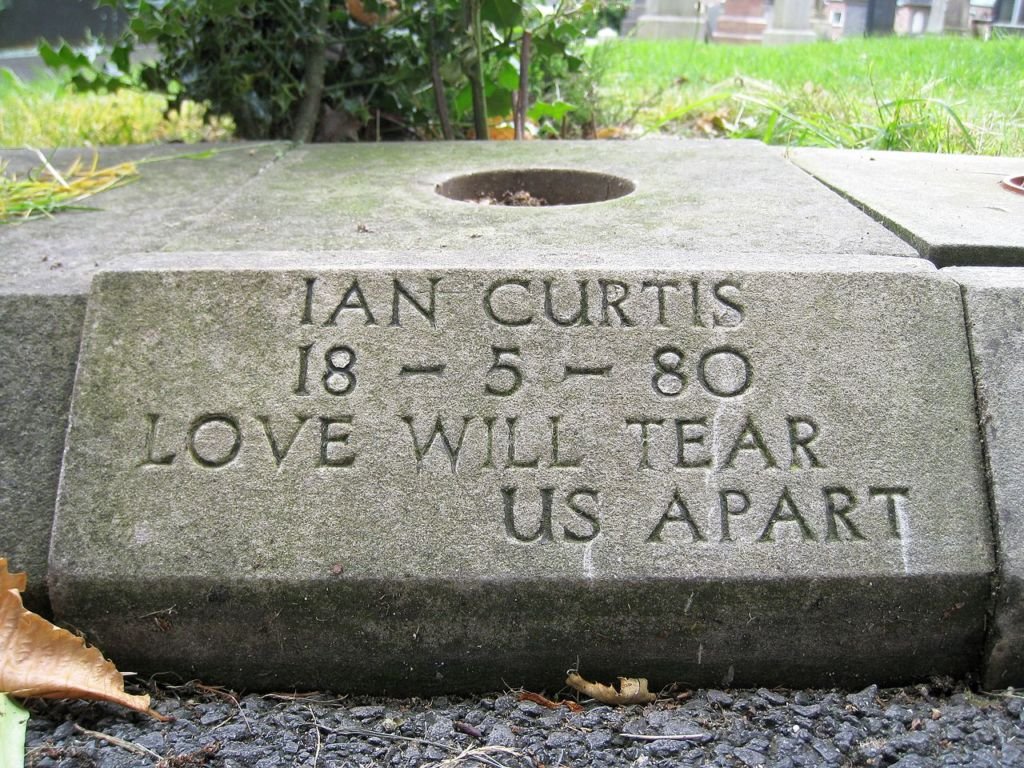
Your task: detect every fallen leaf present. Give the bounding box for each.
[517,690,584,712]
[565,672,657,705]
[519,690,560,709]
[0,560,26,593]
[0,559,165,720]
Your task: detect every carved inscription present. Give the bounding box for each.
[137,274,913,550]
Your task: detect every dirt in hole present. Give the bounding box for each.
[473,189,548,206]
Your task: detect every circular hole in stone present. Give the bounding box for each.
[436,169,635,207]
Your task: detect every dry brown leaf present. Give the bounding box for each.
[0,558,27,593]
[346,0,397,25]
[0,584,165,720]
[517,690,583,712]
[519,690,560,709]
[566,672,657,706]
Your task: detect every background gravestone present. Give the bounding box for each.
[49,256,992,692]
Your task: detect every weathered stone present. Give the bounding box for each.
[161,141,917,259]
[944,267,1024,688]
[0,143,286,610]
[0,294,84,613]
[0,140,915,605]
[635,0,705,39]
[50,257,991,693]
[711,0,767,44]
[787,148,1024,267]
[762,0,817,44]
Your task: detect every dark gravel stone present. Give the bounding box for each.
[756,688,787,706]
[846,684,880,712]
[789,702,823,718]
[486,722,515,747]
[348,705,385,719]
[733,746,767,766]
[707,690,735,708]
[19,683,1024,768]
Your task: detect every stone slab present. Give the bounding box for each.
[0,144,286,611]
[50,257,992,692]
[944,267,1024,688]
[162,141,917,259]
[0,143,288,295]
[788,148,1024,267]
[0,140,916,606]
[0,294,85,613]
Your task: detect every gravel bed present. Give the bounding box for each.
[23,681,1024,767]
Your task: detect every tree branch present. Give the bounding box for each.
[292,0,331,143]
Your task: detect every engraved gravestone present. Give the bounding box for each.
[50,253,993,693]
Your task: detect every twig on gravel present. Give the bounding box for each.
[308,705,323,768]
[263,691,350,707]
[316,724,450,750]
[620,732,713,742]
[73,723,161,760]
[194,684,253,735]
[316,727,527,768]
[436,744,531,768]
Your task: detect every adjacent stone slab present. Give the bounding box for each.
[788,148,1024,267]
[50,257,993,693]
[944,267,1024,689]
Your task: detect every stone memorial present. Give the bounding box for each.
[50,253,992,692]
[0,139,919,617]
[4,140,1021,691]
[634,0,705,40]
[762,0,817,44]
[711,0,767,44]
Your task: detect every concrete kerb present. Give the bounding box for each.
[0,140,1021,689]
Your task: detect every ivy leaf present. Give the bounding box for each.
[481,0,523,29]
[528,99,577,122]
[495,59,520,92]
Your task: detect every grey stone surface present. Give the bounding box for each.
[787,148,1024,267]
[0,143,288,294]
[0,139,915,607]
[0,294,84,613]
[762,0,817,43]
[944,267,1024,689]
[161,140,917,259]
[50,258,992,692]
[0,144,286,610]
[635,0,706,39]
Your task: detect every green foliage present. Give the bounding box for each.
[59,0,616,141]
[0,67,233,147]
[593,36,1024,155]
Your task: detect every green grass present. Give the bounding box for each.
[591,35,1024,155]
[0,69,233,147]
[1,36,1021,155]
